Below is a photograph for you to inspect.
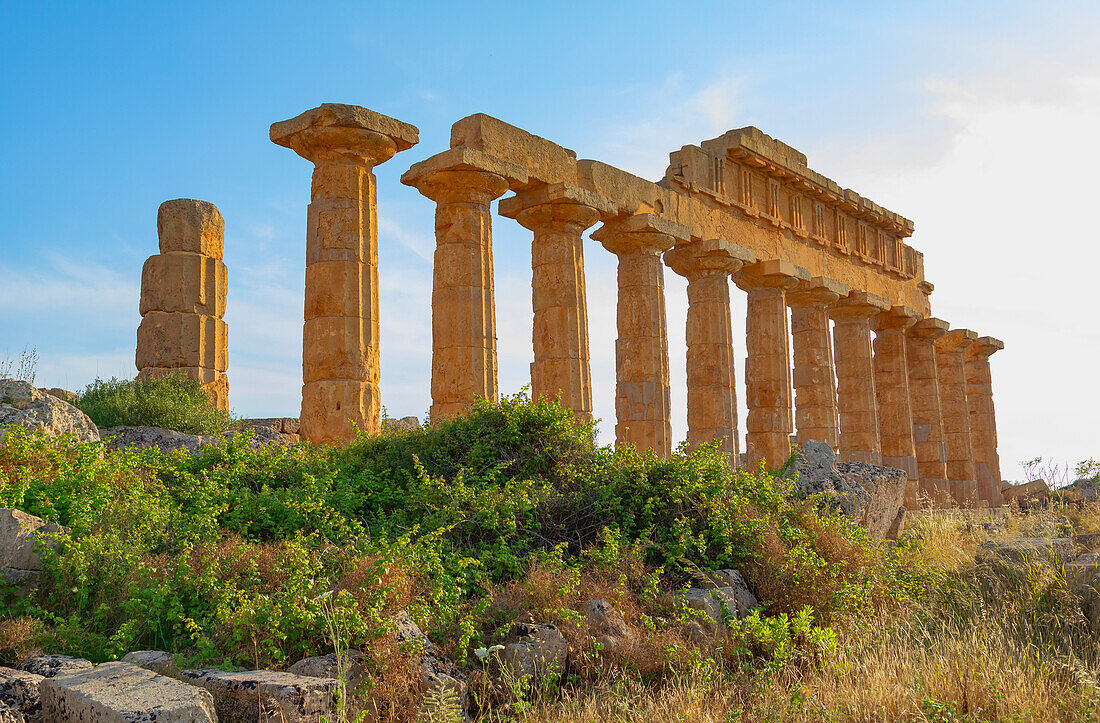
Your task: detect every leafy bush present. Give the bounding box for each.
[77,373,234,434]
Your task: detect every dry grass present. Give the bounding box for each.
[477,505,1100,723]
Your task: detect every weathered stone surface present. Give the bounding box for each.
[179,669,335,723]
[38,388,79,405]
[872,306,920,501]
[965,336,1005,505]
[829,291,890,465]
[787,276,848,450]
[99,427,217,455]
[137,199,229,411]
[1,509,68,595]
[1001,479,1050,503]
[580,599,633,652]
[906,318,950,506]
[382,415,421,433]
[976,538,1076,566]
[287,652,367,691]
[1068,479,1100,502]
[708,570,761,617]
[0,381,99,444]
[935,329,979,505]
[1074,533,1100,552]
[234,419,301,446]
[0,666,42,722]
[40,662,215,722]
[792,441,908,539]
[273,105,419,444]
[390,613,467,703]
[503,623,567,679]
[17,656,92,679]
[1067,551,1100,590]
[732,261,808,469]
[120,651,178,680]
[665,239,755,458]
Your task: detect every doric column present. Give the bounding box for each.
[787,276,848,449]
[935,329,979,505]
[829,290,890,464]
[591,214,688,457]
[732,260,810,469]
[402,148,528,421]
[136,199,229,409]
[271,104,419,444]
[499,184,612,422]
[872,306,920,503]
[966,336,1005,505]
[665,238,756,458]
[907,317,951,506]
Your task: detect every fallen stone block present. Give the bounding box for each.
[580,599,633,653]
[0,667,42,721]
[708,570,761,617]
[503,623,567,679]
[17,655,92,679]
[99,426,218,455]
[976,537,1076,566]
[0,702,23,723]
[0,509,68,596]
[40,661,215,722]
[1067,552,1100,591]
[1074,533,1100,552]
[1001,479,1050,502]
[0,380,99,445]
[389,613,467,706]
[179,669,336,722]
[287,651,367,691]
[120,650,179,679]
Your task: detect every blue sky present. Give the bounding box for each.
[3,1,1098,477]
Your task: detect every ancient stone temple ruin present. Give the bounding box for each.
[138,103,1007,508]
[136,199,229,409]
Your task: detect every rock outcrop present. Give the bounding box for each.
[234,418,301,446]
[0,381,98,444]
[502,623,567,679]
[16,656,92,680]
[0,510,68,595]
[287,651,367,691]
[40,662,216,722]
[0,667,43,722]
[792,440,908,538]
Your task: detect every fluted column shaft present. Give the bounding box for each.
[873,307,920,504]
[829,292,889,464]
[907,318,951,505]
[966,337,1005,504]
[936,329,978,505]
[665,239,754,459]
[594,217,676,457]
[514,202,600,421]
[271,104,419,443]
[417,170,509,420]
[733,261,807,469]
[788,278,847,450]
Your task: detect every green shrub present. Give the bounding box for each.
[77,374,234,434]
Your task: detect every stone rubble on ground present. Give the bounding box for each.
[41,661,216,723]
[792,440,908,539]
[98,426,218,455]
[287,651,368,692]
[0,380,99,445]
[120,651,179,680]
[178,668,336,723]
[0,509,69,596]
[502,622,567,680]
[1000,479,1050,504]
[580,599,633,653]
[391,612,468,706]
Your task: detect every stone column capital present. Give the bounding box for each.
[908,317,950,341]
[498,181,615,222]
[664,238,756,279]
[510,202,602,234]
[731,259,810,292]
[271,103,419,168]
[934,328,978,354]
[965,335,1005,361]
[872,305,921,333]
[402,147,527,203]
[787,276,849,307]
[829,290,890,321]
[592,213,686,256]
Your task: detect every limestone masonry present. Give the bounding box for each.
[136,199,229,409]
[137,103,1007,508]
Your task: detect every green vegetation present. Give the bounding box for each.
[76,373,235,434]
[1,394,1098,721]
